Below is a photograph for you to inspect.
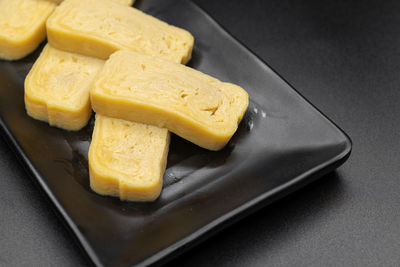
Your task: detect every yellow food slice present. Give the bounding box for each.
[24,44,104,130]
[89,115,170,202]
[91,50,249,151]
[46,0,194,63]
[0,0,57,60]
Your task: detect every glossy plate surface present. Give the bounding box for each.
[0,0,351,266]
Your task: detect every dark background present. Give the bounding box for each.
[1,0,400,266]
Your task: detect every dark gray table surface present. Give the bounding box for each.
[1,0,400,266]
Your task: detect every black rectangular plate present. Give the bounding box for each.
[0,0,351,266]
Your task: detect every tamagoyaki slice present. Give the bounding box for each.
[0,0,57,60]
[46,0,194,63]
[24,44,104,130]
[91,50,249,151]
[89,115,170,202]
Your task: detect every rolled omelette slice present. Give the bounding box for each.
[24,44,104,130]
[46,0,194,63]
[91,50,249,151]
[0,0,57,60]
[89,115,170,202]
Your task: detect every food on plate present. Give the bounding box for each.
[24,44,104,130]
[17,0,246,202]
[0,0,57,60]
[89,115,170,201]
[46,0,194,63]
[91,50,249,150]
